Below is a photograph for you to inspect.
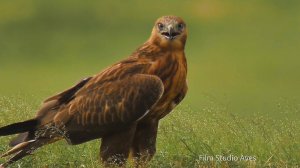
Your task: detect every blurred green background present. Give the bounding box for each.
[0,0,299,118]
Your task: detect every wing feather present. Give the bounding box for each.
[43,77,92,104]
[51,74,163,144]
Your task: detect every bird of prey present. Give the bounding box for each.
[0,15,188,167]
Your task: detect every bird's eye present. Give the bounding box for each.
[178,23,184,30]
[157,23,164,30]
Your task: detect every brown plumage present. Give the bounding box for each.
[0,15,188,167]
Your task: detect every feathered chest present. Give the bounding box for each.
[146,51,188,119]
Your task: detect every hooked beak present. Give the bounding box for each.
[161,25,180,40]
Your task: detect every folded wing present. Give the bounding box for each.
[52,74,164,144]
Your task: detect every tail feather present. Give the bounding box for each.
[0,138,56,168]
[1,140,36,158]
[0,119,38,136]
[9,132,32,147]
[0,139,38,168]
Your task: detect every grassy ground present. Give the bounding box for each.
[1,0,300,167]
[0,95,299,167]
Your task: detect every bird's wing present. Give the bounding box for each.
[35,77,92,118]
[51,74,164,144]
[43,77,92,103]
[8,77,92,147]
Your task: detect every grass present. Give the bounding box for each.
[0,95,299,167]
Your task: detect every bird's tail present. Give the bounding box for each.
[0,119,42,167]
[0,120,63,167]
[0,138,57,168]
[0,119,38,136]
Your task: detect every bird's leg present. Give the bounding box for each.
[100,124,137,167]
[130,120,159,166]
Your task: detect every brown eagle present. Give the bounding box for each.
[0,15,188,167]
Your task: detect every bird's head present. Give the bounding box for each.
[149,16,187,49]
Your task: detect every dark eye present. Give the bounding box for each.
[178,23,184,30]
[157,23,164,30]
